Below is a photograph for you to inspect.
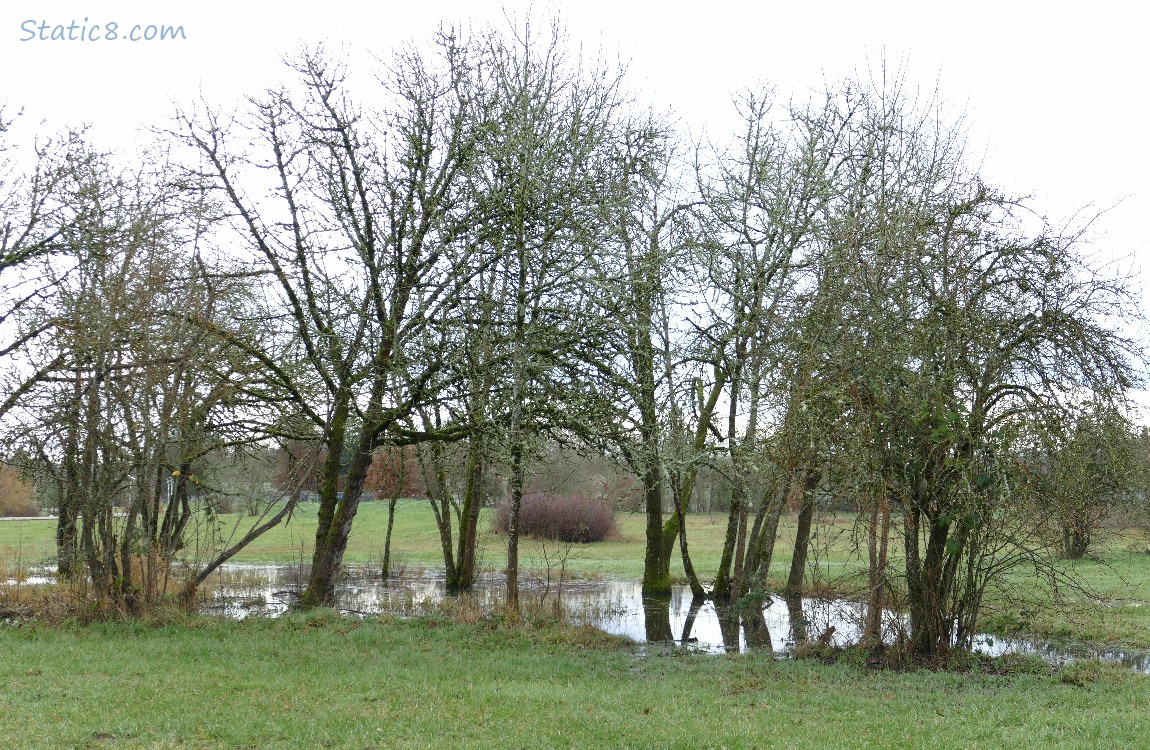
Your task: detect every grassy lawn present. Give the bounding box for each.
[3,505,1149,749]
[0,501,887,580]
[0,517,54,574]
[0,613,1147,750]
[0,501,739,579]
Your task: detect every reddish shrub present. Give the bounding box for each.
[492,492,617,543]
[365,445,425,499]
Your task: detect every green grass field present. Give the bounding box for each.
[0,613,1148,750]
[0,500,738,577]
[3,503,1150,749]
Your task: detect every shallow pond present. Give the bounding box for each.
[201,563,1150,674]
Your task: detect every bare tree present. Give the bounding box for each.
[1,136,281,606]
[475,18,627,607]
[177,36,488,606]
[696,86,848,601]
[594,116,706,596]
[809,69,1142,656]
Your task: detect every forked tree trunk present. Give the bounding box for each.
[419,440,459,585]
[302,446,373,607]
[905,494,958,657]
[450,438,485,593]
[659,369,724,597]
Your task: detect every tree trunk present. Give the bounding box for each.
[506,438,525,608]
[680,595,704,645]
[381,497,398,579]
[784,474,817,599]
[863,491,891,645]
[714,599,741,653]
[301,445,373,607]
[672,481,705,598]
[785,593,806,643]
[55,491,79,577]
[730,493,750,601]
[905,490,956,657]
[660,370,723,597]
[657,512,678,587]
[743,602,773,650]
[1062,508,1091,559]
[300,398,351,607]
[643,595,674,642]
[420,440,459,584]
[641,460,670,594]
[712,489,741,599]
[742,477,790,589]
[451,437,485,593]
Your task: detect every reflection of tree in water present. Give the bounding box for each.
[713,600,741,653]
[785,594,807,644]
[742,601,773,651]
[642,595,673,642]
[679,596,704,645]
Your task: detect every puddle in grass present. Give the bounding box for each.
[6,562,1146,673]
[200,563,1150,674]
[2,575,55,586]
[970,634,1150,673]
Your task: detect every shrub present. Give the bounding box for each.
[491,493,617,543]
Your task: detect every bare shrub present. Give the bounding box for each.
[492,493,617,543]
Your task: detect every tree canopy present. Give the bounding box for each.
[0,24,1143,658]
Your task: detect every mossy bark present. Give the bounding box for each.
[784,473,819,599]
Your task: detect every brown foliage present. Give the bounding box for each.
[0,466,37,517]
[492,492,618,543]
[365,445,425,499]
[271,441,326,494]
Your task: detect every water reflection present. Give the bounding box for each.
[680,596,705,646]
[972,634,1150,674]
[742,601,773,650]
[642,595,673,643]
[198,564,1150,674]
[785,594,806,643]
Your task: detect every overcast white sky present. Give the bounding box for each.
[2,1,1142,250]
[2,2,1146,360]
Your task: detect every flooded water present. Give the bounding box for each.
[7,562,1145,672]
[202,564,1150,674]
[2,574,55,586]
[971,634,1150,673]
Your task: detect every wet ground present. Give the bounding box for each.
[200,563,1150,673]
